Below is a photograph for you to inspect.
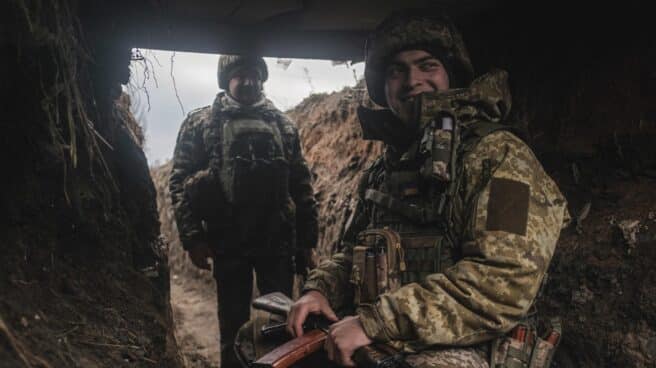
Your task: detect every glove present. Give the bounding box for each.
[187,241,214,270]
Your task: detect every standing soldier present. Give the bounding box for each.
[237,12,570,368]
[169,55,318,368]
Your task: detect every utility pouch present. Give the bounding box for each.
[419,116,454,182]
[528,319,561,368]
[350,228,446,306]
[490,319,562,368]
[350,229,403,306]
[351,246,368,305]
[399,234,444,284]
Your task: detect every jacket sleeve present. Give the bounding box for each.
[287,125,319,250]
[357,131,570,348]
[169,113,207,250]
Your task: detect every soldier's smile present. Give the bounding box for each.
[384,50,450,123]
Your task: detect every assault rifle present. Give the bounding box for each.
[251,292,411,368]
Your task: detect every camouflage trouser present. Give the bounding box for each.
[235,313,489,368]
[405,348,488,368]
[214,255,294,368]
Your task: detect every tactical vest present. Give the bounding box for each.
[350,120,561,368]
[351,120,509,302]
[212,112,290,210]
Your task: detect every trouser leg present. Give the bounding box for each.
[234,255,294,366]
[252,255,294,298]
[214,256,253,368]
[405,347,489,368]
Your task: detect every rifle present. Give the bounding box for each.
[251,292,411,368]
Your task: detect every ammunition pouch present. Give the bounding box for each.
[350,228,444,305]
[490,318,562,368]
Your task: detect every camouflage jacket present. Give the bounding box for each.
[304,70,570,351]
[169,92,318,254]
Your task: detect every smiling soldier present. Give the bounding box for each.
[236,12,570,368]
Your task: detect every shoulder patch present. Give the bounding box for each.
[486,177,529,235]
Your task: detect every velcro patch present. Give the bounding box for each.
[486,178,530,235]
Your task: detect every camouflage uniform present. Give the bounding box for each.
[236,14,569,368]
[304,70,569,367]
[170,70,318,366]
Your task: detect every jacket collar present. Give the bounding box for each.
[357,69,512,149]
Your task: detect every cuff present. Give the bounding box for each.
[357,303,392,343]
[301,279,330,299]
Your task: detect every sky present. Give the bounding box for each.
[126,49,364,166]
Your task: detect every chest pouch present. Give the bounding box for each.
[386,170,421,198]
[419,116,454,182]
[220,118,289,208]
[350,228,444,306]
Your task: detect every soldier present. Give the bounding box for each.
[237,13,570,368]
[169,55,318,368]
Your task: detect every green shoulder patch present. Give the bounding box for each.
[486,177,529,235]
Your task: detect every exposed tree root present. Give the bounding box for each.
[0,315,54,368]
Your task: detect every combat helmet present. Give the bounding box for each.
[217,55,269,90]
[364,12,475,107]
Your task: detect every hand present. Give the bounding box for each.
[325,316,373,367]
[286,290,338,337]
[187,242,213,270]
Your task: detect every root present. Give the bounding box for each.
[16,0,118,197]
[170,51,186,115]
[0,315,54,368]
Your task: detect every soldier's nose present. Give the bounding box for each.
[406,68,423,89]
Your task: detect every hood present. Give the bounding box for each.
[364,13,475,107]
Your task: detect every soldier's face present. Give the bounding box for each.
[384,50,450,124]
[228,67,263,105]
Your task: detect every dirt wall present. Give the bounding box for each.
[0,1,181,366]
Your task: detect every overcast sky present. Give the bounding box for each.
[126,49,364,165]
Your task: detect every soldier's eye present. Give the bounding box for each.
[386,65,404,78]
[419,61,441,72]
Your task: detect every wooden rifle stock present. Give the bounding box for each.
[251,293,410,368]
[253,329,410,368]
[252,329,327,368]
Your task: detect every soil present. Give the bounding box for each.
[287,84,382,257]
[152,163,220,368]
[1,2,181,367]
[169,273,219,368]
